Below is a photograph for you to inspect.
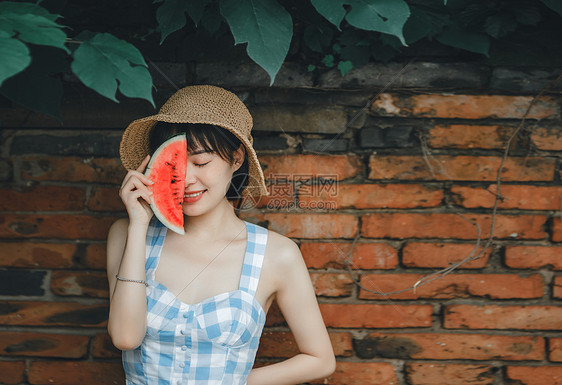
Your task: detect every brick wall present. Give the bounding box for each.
[0,61,561,384]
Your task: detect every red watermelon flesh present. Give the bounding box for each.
[145,133,187,234]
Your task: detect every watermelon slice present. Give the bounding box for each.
[144,133,187,235]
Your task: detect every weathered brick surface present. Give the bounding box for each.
[260,154,362,181]
[506,366,562,385]
[554,217,562,242]
[0,242,76,268]
[405,363,494,385]
[554,276,562,299]
[252,105,347,134]
[0,332,89,358]
[319,304,432,328]
[368,155,555,181]
[451,185,562,210]
[257,331,353,358]
[444,305,562,330]
[0,214,118,239]
[28,361,124,385]
[300,241,398,269]
[0,270,46,296]
[505,246,562,270]
[428,124,513,149]
[0,185,86,211]
[88,187,124,211]
[549,338,562,362]
[0,361,25,384]
[356,333,544,360]
[51,271,109,298]
[362,213,547,240]
[21,156,126,184]
[298,183,443,209]
[402,242,491,268]
[0,301,108,327]
[531,126,562,150]
[371,94,559,119]
[92,333,121,359]
[310,273,353,297]
[359,274,543,300]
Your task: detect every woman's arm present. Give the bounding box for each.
[246,240,336,385]
[106,156,154,350]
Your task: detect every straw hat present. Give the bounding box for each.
[120,85,269,200]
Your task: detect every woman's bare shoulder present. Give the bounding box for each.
[108,218,129,239]
[263,227,303,269]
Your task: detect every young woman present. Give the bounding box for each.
[106,85,336,385]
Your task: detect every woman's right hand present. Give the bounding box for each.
[119,155,154,226]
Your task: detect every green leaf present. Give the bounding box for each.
[0,29,31,86]
[435,24,490,56]
[0,12,69,53]
[156,0,190,43]
[71,33,154,106]
[220,0,293,85]
[321,54,335,67]
[310,0,347,29]
[307,64,316,72]
[337,60,353,76]
[186,0,212,26]
[484,14,517,39]
[0,45,66,119]
[341,45,370,67]
[345,0,410,46]
[200,2,224,34]
[311,0,410,46]
[403,6,433,44]
[0,1,59,21]
[540,0,562,18]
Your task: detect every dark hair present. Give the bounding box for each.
[148,122,249,209]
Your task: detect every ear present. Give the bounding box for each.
[233,144,245,171]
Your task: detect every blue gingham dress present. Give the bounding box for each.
[122,218,268,385]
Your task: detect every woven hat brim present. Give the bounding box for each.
[119,115,270,200]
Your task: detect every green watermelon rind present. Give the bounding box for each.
[145,133,187,235]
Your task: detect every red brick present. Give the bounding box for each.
[264,301,285,327]
[360,332,544,360]
[506,366,562,385]
[260,154,362,181]
[554,218,562,242]
[0,301,107,327]
[255,182,296,209]
[0,242,75,268]
[239,213,358,239]
[0,361,25,385]
[371,94,559,119]
[549,338,562,362]
[368,155,554,181]
[554,276,562,299]
[28,361,124,385]
[0,214,118,240]
[451,185,562,210]
[84,243,107,269]
[51,271,108,298]
[362,213,547,240]
[88,186,124,211]
[359,273,543,300]
[92,333,121,358]
[0,185,86,211]
[300,241,398,269]
[444,305,562,330]
[531,126,562,150]
[406,363,494,385]
[0,332,88,358]
[319,303,432,328]
[257,331,353,358]
[310,362,398,385]
[298,183,443,209]
[310,273,353,297]
[428,124,513,149]
[21,156,126,184]
[505,246,562,270]
[402,242,490,269]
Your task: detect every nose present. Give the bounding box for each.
[184,161,200,186]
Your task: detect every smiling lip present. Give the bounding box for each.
[183,189,207,203]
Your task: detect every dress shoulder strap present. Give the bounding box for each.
[145,217,167,273]
[239,221,268,296]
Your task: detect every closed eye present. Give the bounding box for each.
[194,161,210,167]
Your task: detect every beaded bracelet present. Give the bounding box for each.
[115,274,148,287]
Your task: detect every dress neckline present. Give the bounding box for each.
[149,220,262,310]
